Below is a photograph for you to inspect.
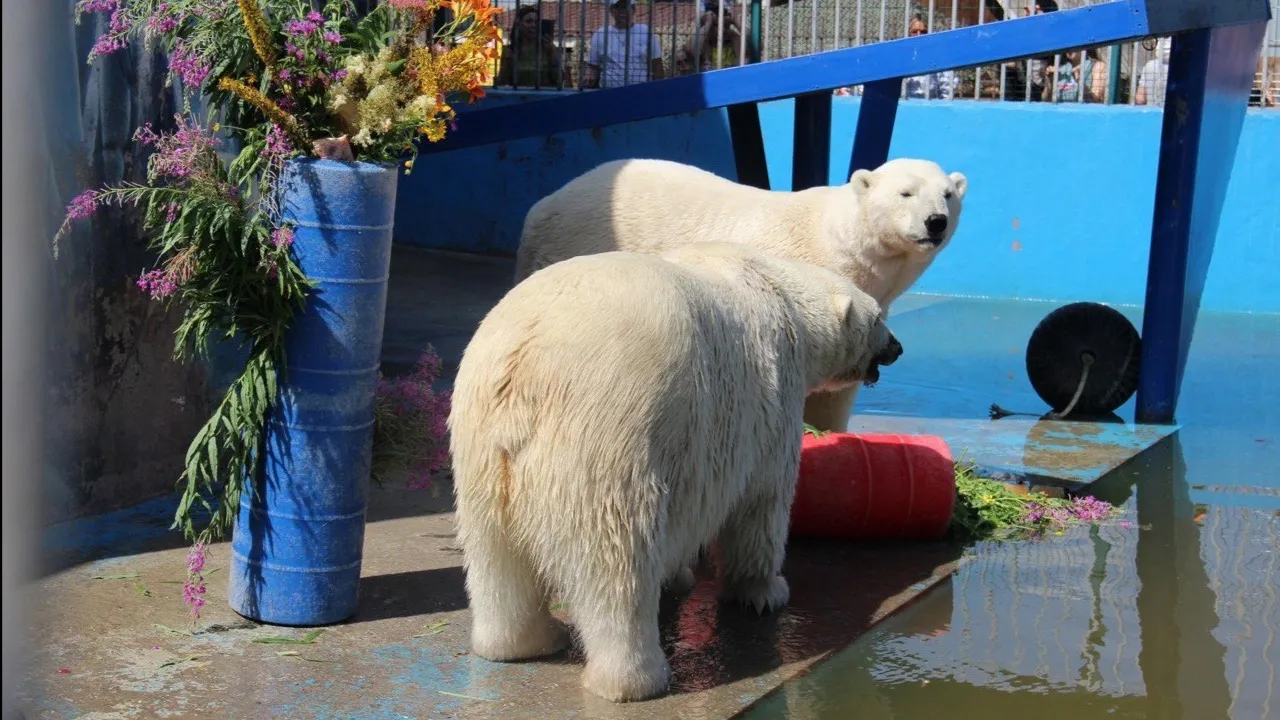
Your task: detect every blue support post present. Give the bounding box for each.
[728,102,770,190]
[848,78,903,176]
[792,91,832,191]
[1136,22,1268,424]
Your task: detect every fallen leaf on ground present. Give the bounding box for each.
[154,623,194,637]
[253,629,325,645]
[159,655,201,669]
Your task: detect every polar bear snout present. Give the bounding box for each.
[858,329,903,386]
[923,213,949,242]
[875,332,904,367]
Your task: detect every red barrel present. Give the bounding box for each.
[789,433,957,541]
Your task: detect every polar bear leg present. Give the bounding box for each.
[802,384,860,433]
[465,524,570,662]
[572,533,671,701]
[718,489,793,615]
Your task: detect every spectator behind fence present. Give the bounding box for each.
[1252,56,1278,107]
[903,16,957,99]
[497,6,561,88]
[687,0,744,71]
[1047,47,1108,102]
[584,0,664,88]
[1136,37,1171,107]
[1026,0,1059,101]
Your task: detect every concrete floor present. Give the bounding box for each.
[23,245,1266,719]
[20,478,960,719]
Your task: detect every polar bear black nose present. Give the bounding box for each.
[876,333,903,366]
[925,214,948,236]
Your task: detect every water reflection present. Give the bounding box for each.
[742,432,1279,719]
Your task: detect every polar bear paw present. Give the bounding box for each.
[582,645,672,702]
[472,616,571,662]
[727,574,790,615]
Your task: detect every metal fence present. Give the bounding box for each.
[484,0,1280,108]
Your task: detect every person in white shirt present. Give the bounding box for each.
[1136,37,1171,107]
[584,0,665,88]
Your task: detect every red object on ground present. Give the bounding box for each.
[790,432,957,541]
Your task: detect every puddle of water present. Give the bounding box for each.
[741,305,1280,720]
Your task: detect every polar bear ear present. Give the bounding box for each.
[849,169,875,196]
[949,172,969,199]
[831,294,857,328]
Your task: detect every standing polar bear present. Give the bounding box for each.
[450,242,902,702]
[514,157,967,432]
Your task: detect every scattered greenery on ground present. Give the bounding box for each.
[952,462,1128,542]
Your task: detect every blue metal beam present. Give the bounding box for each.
[1135,21,1269,424]
[792,93,832,191]
[848,78,903,178]
[425,0,1268,154]
[728,103,770,190]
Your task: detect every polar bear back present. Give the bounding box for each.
[515,159,832,282]
[450,245,858,585]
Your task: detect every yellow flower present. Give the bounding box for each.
[404,160,414,170]
[217,77,306,146]
[236,0,276,69]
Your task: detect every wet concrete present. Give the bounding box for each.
[24,246,1277,718]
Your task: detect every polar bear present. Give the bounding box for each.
[513,156,966,433]
[450,242,903,702]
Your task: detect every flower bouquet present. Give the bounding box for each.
[56,0,496,623]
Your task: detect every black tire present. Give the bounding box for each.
[1025,302,1142,416]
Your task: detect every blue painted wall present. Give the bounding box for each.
[396,92,1280,314]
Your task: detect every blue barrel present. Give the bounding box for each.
[228,158,397,627]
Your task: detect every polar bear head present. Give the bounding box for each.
[849,158,968,258]
[814,291,903,392]
[779,259,904,392]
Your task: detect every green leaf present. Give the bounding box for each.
[252,628,324,645]
[158,655,201,669]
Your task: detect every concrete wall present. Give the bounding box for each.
[396,93,1280,314]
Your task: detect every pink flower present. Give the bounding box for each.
[79,0,119,12]
[87,3,133,58]
[169,42,211,88]
[147,3,179,34]
[264,124,293,165]
[137,268,178,299]
[271,226,295,249]
[165,202,179,223]
[285,16,321,36]
[375,348,453,491]
[183,542,208,621]
[182,578,207,619]
[66,190,100,220]
[323,31,342,44]
[134,114,223,182]
[186,542,207,575]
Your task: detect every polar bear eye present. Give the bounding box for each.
[899,191,913,198]
[944,190,953,199]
